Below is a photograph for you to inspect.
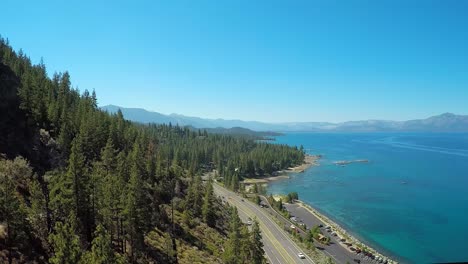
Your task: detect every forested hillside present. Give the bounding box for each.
[0,37,304,263]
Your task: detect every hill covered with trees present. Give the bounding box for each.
[0,37,304,263]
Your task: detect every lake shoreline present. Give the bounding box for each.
[295,199,398,264]
[270,154,398,263]
[242,154,320,185]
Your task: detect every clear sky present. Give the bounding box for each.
[2,0,468,123]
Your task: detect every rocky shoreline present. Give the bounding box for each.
[296,200,397,264]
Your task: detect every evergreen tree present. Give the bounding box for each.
[202,180,216,227]
[27,176,49,249]
[49,169,74,222]
[239,224,251,263]
[0,38,307,263]
[67,136,93,242]
[186,174,203,218]
[223,207,241,264]
[250,219,265,264]
[49,215,82,264]
[0,162,28,264]
[81,224,116,264]
[123,140,149,261]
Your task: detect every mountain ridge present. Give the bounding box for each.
[101,105,468,132]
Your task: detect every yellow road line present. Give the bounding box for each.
[215,185,297,264]
[249,199,316,263]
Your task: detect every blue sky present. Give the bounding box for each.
[2,0,468,122]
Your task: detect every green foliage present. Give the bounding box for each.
[223,208,266,264]
[267,194,284,212]
[0,158,30,261]
[186,174,203,218]
[27,175,49,248]
[202,180,216,227]
[255,195,261,205]
[81,224,117,264]
[223,207,242,264]
[306,225,321,243]
[49,215,82,264]
[250,219,265,264]
[221,142,303,191]
[285,191,299,203]
[0,37,305,263]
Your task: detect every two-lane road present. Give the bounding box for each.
[214,183,315,264]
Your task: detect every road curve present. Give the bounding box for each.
[214,183,315,264]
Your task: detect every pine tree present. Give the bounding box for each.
[67,136,93,242]
[95,138,125,245]
[28,176,49,249]
[123,139,149,261]
[0,38,308,263]
[202,180,216,227]
[186,174,203,217]
[0,164,28,264]
[223,207,241,264]
[49,169,74,222]
[239,224,251,263]
[81,224,116,264]
[250,219,265,264]
[49,214,82,264]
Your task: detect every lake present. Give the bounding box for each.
[268,133,468,263]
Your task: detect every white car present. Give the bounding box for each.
[298,253,306,259]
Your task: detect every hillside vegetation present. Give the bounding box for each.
[0,37,304,263]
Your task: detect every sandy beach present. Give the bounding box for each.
[242,154,320,185]
[286,154,320,172]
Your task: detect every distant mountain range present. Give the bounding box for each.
[101,105,468,132]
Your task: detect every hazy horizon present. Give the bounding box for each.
[101,104,464,124]
[2,1,468,122]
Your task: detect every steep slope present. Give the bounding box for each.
[1,37,301,263]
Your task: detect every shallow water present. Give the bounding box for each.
[268,133,468,263]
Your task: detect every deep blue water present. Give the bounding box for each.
[268,133,468,263]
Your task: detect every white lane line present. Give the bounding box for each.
[255,199,320,264]
[245,199,317,264]
[215,188,293,263]
[220,186,313,264]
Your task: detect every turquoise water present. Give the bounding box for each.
[268,133,468,263]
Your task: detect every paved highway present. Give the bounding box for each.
[213,183,315,264]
